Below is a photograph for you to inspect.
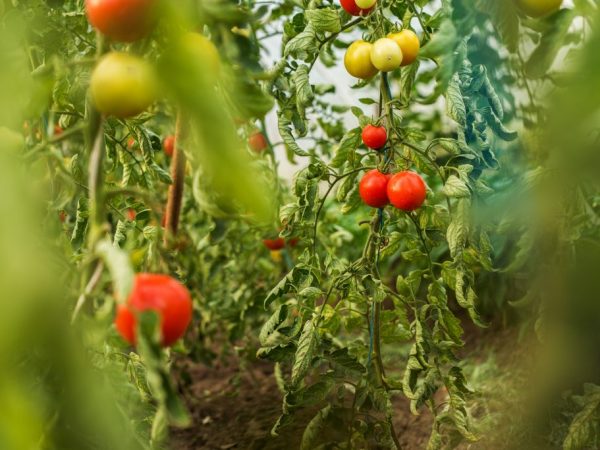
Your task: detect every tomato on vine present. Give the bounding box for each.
[362,125,387,150]
[53,124,63,136]
[114,273,193,347]
[90,52,157,118]
[339,0,373,16]
[126,209,137,221]
[263,237,285,251]
[387,171,426,211]
[359,169,390,208]
[85,0,158,42]
[163,135,175,157]
[344,40,378,79]
[248,131,268,153]
[370,38,403,72]
[388,30,420,66]
[515,0,563,17]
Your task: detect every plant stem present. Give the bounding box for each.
[163,112,188,247]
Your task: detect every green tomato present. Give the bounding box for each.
[90,52,157,118]
[515,0,563,17]
[370,38,402,72]
[355,0,376,9]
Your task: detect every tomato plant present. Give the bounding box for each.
[3,0,600,449]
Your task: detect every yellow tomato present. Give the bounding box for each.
[90,52,157,118]
[344,40,379,79]
[270,250,282,263]
[515,0,563,17]
[387,30,420,66]
[370,38,403,72]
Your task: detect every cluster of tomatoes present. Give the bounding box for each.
[84,0,194,347]
[338,0,427,213]
[341,0,420,80]
[359,124,426,211]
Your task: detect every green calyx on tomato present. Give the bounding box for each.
[344,40,378,79]
[85,0,158,42]
[114,273,193,347]
[90,52,158,118]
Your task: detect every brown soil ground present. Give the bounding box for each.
[170,321,518,450]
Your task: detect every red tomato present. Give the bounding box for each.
[340,0,373,16]
[359,170,390,208]
[263,237,285,250]
[114,273,193,346]
[126,209,136,221]
[163,135,175,157]
[59,210,67,223]
[362,125,387,150]
[54,124,63,136]
[85,0,158,42]
[287,237,299,248]
[248,131,268,153]
[387,171,426,211]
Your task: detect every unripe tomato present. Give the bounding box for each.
[85,0,158,42]
[387,30,420,66]
[362,125,387,150]
[515,0,562,17]
[180,33,220,76]
[355,0,376,9]
[90,52,157,118]
[387,171,426,211]
[370,38,403,72]
[344,40,378,79]
[248,131,268,153]
[263,237,285,250]
[359,170,390,208]
[163,135,175,157]
[114,273,193,347]
[339,0,373,16]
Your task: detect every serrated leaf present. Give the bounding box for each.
[446,74,466,126]
[306,8,341,33]
[442,175,470,198]
[291,319,318,387]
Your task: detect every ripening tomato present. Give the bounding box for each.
[85,0,158,42]
[114,273,193,347]
[387,171,426,211]
[263,237,285,250]
[362,125,387,150]
[126,208,136,221]
[370,38,403,72]
[163,135,175,157]
[53,124,63,136]
[387,30,420,66]
[344,40,379,79]
[90,52,157,118]
[339,0,373,16]
[248,131,268,153]
[359,170,390,208]
[515,0,562,17]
